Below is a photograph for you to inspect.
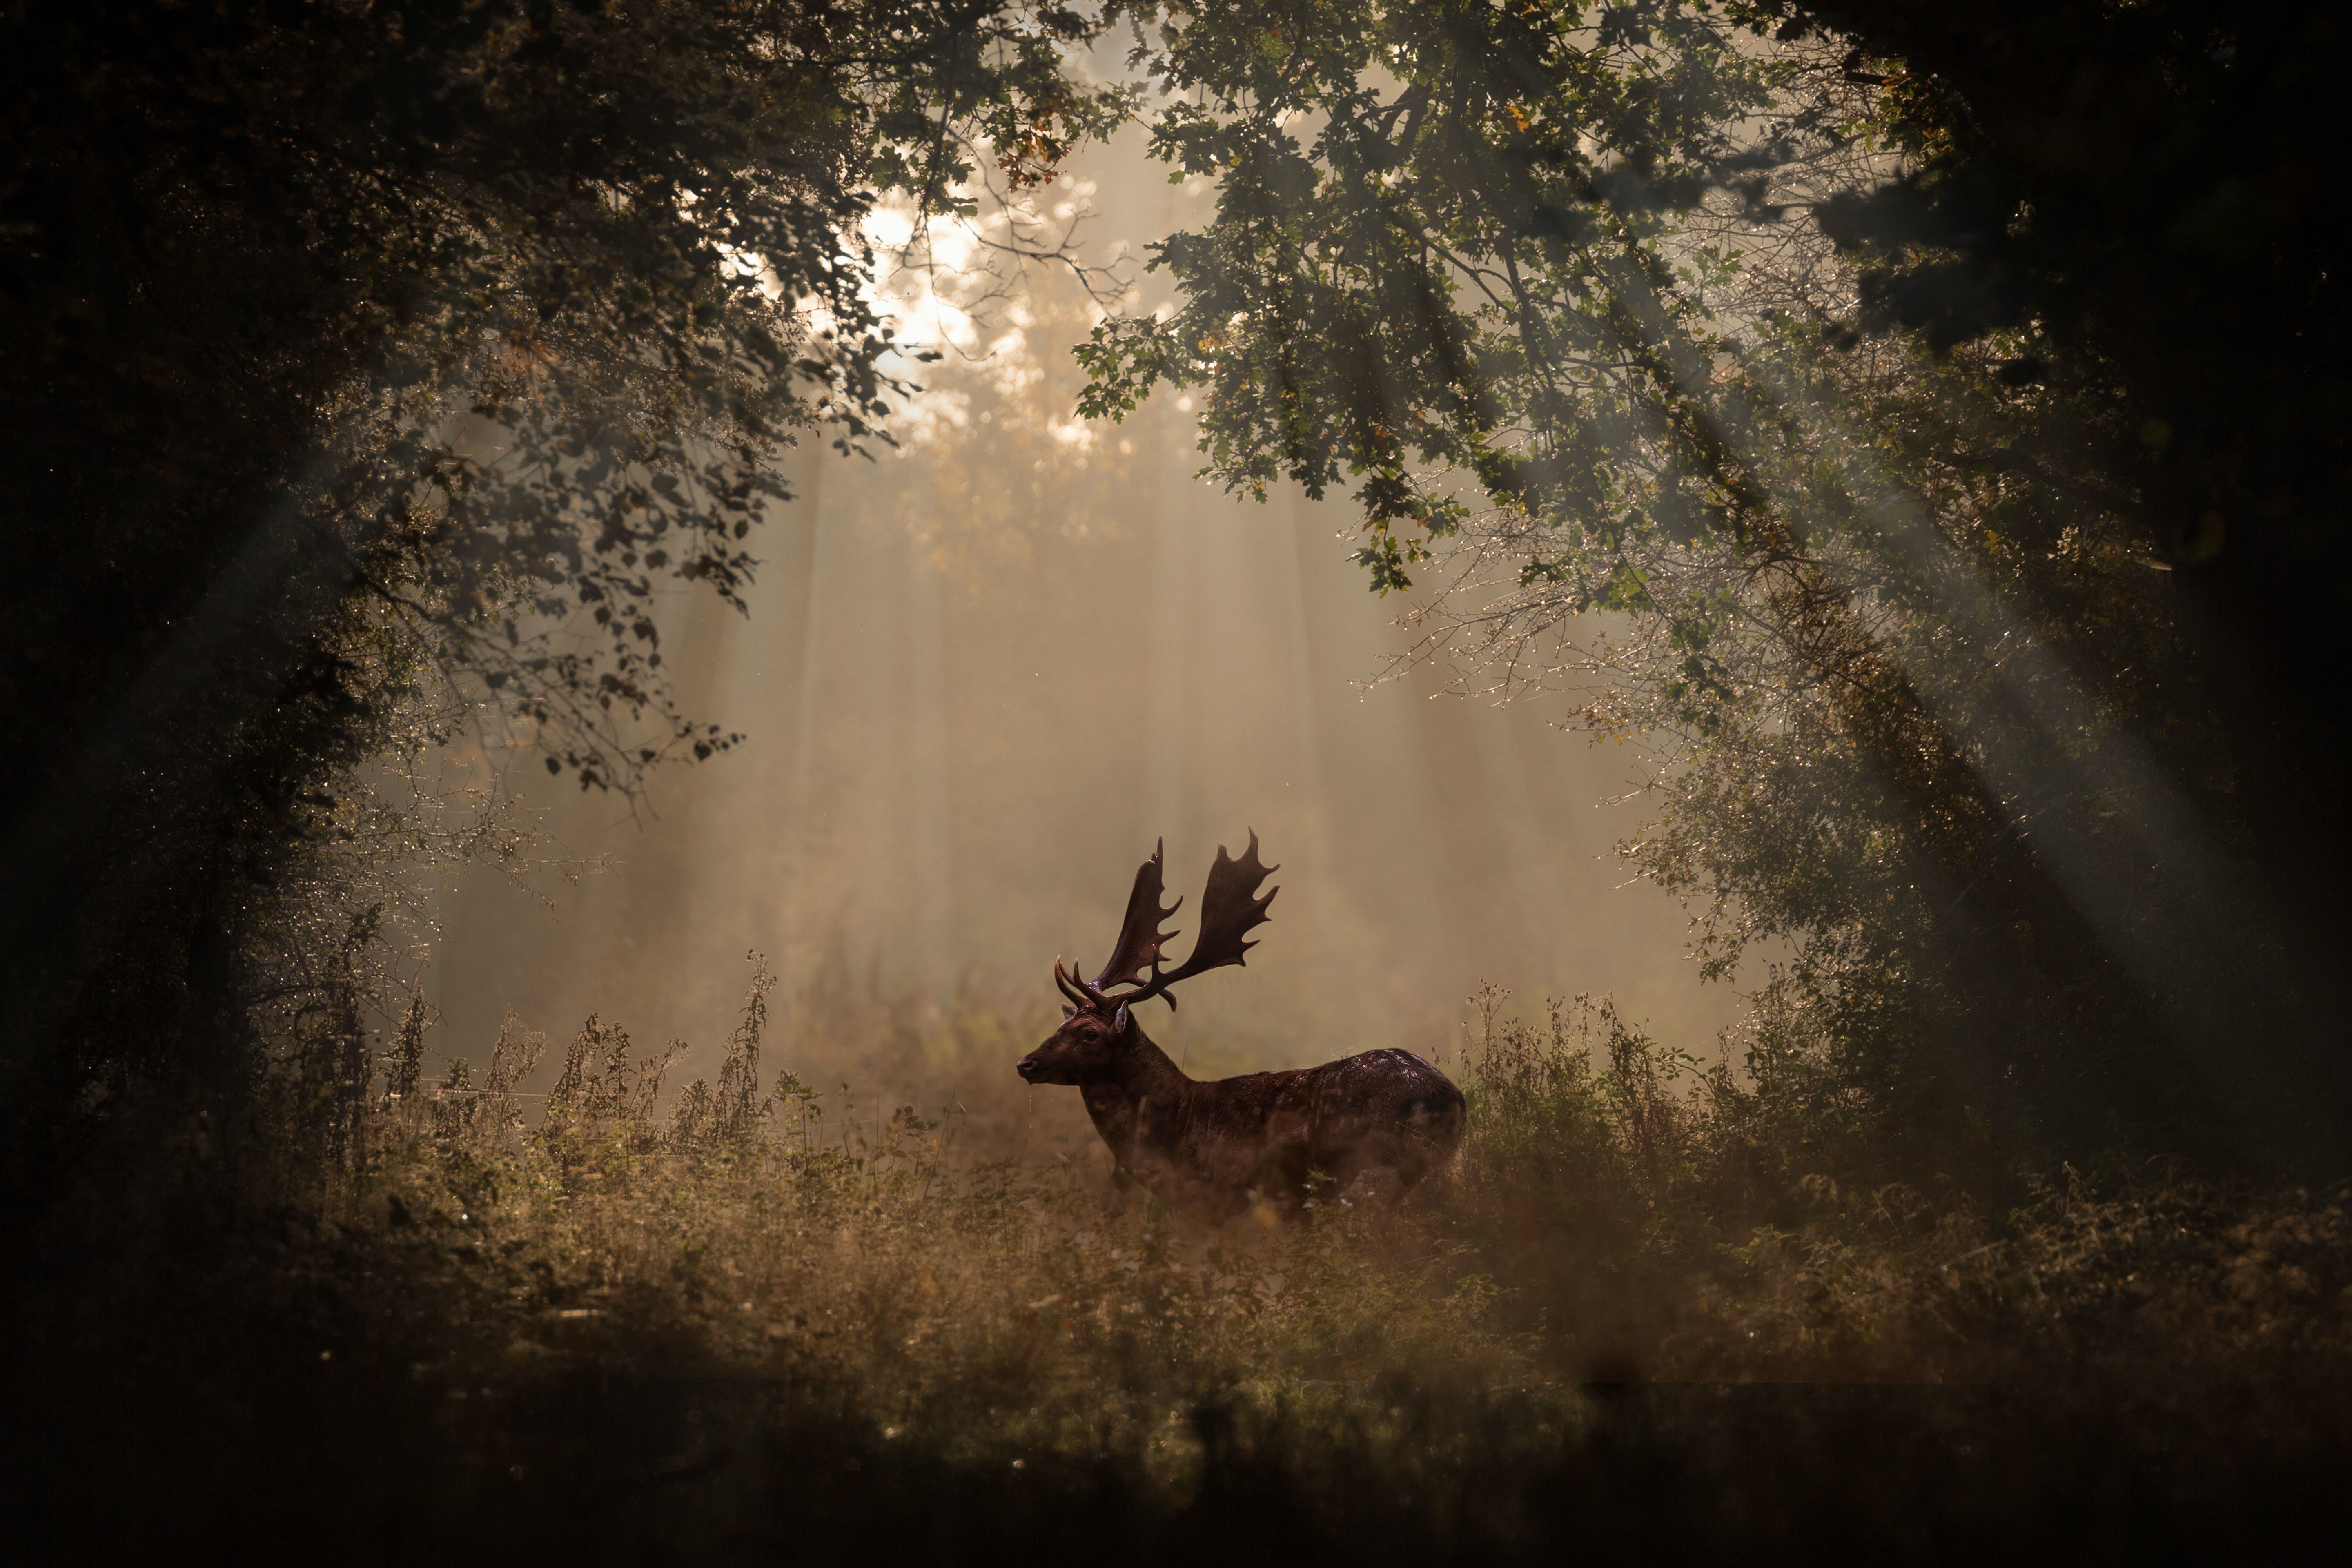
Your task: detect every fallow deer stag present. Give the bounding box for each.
[1016,834,1465,1220]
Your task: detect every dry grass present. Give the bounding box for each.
[341,965,2352,1457]
[349,964,1537,1491]
[24,961,2349,1562]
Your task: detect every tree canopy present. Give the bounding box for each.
[1078,0,2352,1177]
[0,0,1122,1162]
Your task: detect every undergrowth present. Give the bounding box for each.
[346,965,2352,1446]
[17,960,2352,1562]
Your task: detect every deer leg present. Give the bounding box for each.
[1338,1164,1404,1205]
[1251,1146,1317,1218]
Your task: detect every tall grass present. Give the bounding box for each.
[345,963,2352,1444]
[20,955,2352,1561]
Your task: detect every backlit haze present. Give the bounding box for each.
[411,133,1750,1122]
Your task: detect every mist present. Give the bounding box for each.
[414,422,1745,1091]
[409,140,1742,1106]
[22,9,2352,1559]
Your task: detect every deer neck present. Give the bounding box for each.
[1079,1024,1192,1169]
[1112,1023,1191,1100]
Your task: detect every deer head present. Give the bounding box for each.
[1015,834,1279,1086]
[1013,991,1134,1085]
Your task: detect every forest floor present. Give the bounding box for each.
[13,982,2352,1564]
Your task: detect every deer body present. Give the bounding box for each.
[1070,1021,1461,1218]
[1016,834,1466,1218]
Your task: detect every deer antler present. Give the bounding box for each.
[1094,839,1183,993]
[1053,958,1096,1011]
[1100,831,1279,1013]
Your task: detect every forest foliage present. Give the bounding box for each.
[0,0,1127,1174]
[7,7,2352,1551]
[5,0,2352,1454]
[1076,0,2352,1179]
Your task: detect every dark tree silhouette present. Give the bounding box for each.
[0,0,1120,1193]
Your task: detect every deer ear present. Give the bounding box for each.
[1061,1002,1078,1020]
[1113,1001,1131,1033]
